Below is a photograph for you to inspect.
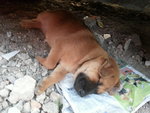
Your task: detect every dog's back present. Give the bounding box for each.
[21,11,106,71]
[37,11,85,34]
[21,11,120,96]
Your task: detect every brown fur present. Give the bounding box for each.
[20,10,120,96]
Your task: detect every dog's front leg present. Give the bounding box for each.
[36,48,60,70]
[35,64,68,95]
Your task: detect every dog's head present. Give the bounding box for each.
[74,57,120,97]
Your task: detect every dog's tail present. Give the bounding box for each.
[20,19,41,29]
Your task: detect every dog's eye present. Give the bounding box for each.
[111,75,115,78]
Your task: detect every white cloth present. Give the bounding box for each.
[56,73,128,113]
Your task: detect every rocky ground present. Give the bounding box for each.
[0,0,150,113]
[0,28,62,113]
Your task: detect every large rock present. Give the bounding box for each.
[145,61,150,67]
[23,101,31,113]
[2,100,9,109]
[42,102,59,113]
[36,92,46,104]
[50,92,62,102]
[31,100,41,113]
[0,89,9,97]
[8,76,36,104]
[8,107,20,113]
[14,100,24,111]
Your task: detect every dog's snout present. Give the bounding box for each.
[74,73,98,97]
[78,89,86,97]
[74,73,86,96]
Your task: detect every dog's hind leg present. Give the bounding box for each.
[35,64,68,95]
[20,19,41,29]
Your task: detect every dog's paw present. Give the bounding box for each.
[36,56,54,69]
[35,79,45,95]
[35,86,43,95]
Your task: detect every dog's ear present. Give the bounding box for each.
[100,59,114,77]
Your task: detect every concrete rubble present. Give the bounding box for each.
[0,51,62,113]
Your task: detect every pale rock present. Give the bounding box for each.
[16,62,22,67]
[36,92,46,104]
[0,56,2,61]
[31,100,41,109]
[1,65,7,68]
[14,100,23,111]
[108,41,113,45]
[1,68,7,74]
[0,77,3,83]
[8,76,36,104]
[41,111,45,113]
[5,84,14,90]
[50,92,62,102]
[1,50,20,61]
[43,101,58,113]
[44,97,50,104]
[2,100,9,109]
[0,104,2,111]
[0,89,9,97]
[31,100,41,113]
[23,101,31,113]
[26,68,33,76]
[20,66,27,72]
[124,39,132,51]
[27,45,32,49]
[31,110,40,113]
[0,51,4,56]
[117,44,123,52]
[103,34,111,39]
[45,87,54,96]
[30,65,37,73]
[135,55,141,62]
[17,53,30,61]
[42,67,48,76]
[0,80,9,89]
[83,16,89,20]
[6,76,16,83]
[7,61,17,67]
[1,108,8,113]
[0,96,3,102]
[24,59,32,65]
[14,72,24,78]
[7,67,19,73]
[6,31,12,37]
[8,107,20,113]
[34,61,39,67]
[145,61,150,67]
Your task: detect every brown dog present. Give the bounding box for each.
[21,10,120,97]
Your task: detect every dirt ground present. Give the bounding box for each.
[0,0,150,113]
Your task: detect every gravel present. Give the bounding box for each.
[0,1,149,112]
[0,50,62,112]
